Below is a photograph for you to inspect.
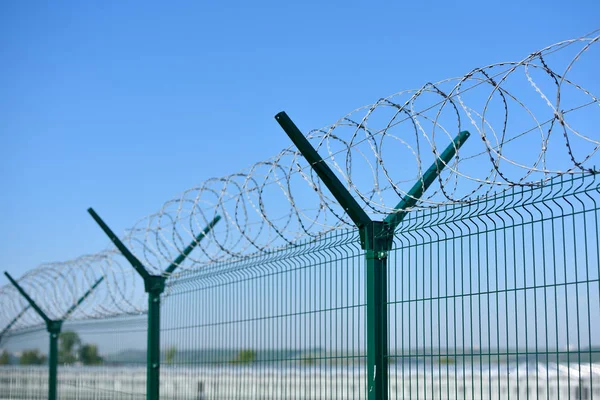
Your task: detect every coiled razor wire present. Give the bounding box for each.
[1,32,598,328]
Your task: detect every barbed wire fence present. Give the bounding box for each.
[1,30,598,328]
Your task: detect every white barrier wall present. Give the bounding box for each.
[1,364,599,399]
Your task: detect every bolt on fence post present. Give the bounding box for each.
[3,272,104,400]
[275,111,469,400]
[87,208,220,400]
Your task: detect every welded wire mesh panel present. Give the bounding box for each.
[0,316,147,399]
[56,315,148,399]
[388,173,600,400]
[0,327,48,399]
[160,230,365,399]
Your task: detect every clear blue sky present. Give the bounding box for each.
[1,0,598,279]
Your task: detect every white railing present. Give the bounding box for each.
[1,364,599,399]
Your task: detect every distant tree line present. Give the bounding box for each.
[0,331,102,366]
[58,331,102,365]
[232,349,256,364]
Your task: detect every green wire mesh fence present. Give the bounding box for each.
[159,228,364,399]
[0,327,48,399]
[2,172,599,399]
[1,32,599,400]
[387,173,600,399]
[1,315,148,399]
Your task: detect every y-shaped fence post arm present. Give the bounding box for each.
[87,207,220,400]
[61,276,105,321]
[4,271,61,400]
[87,208,151,281]
[0,305,30,341]
[275,112,372,229]
[4,272,52,325]
[163,215,221,276]
[0,304,31,345]
[276,111,470,400]
[87,207,159,400]
[137,215,221,398]
[384,130,471,231]
[275,112,393,398]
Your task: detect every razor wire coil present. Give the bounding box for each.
[1,32,598,328]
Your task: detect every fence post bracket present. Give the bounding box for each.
[87,208,220,400]
[275,111,469,400]
[3,271,102,400]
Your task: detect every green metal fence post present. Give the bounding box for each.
[364,221,392,399]
[48,320,62,400]
[4,272,58,400]
[3,272,103,400]
[146,277,164,398]
[87,209,221,400]
[275,111,469,399]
